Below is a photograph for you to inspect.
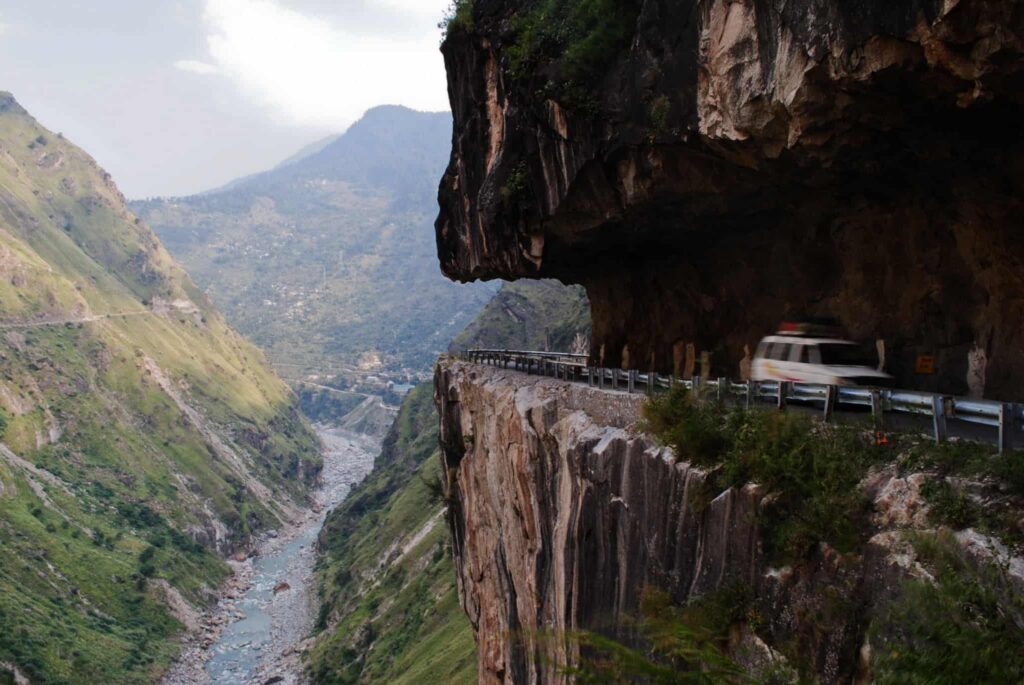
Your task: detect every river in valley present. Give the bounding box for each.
[163,426,379,685]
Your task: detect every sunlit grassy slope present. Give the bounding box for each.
[306,383,476,685]
[0,92,320,684]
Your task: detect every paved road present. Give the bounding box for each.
[465,353,1012,451]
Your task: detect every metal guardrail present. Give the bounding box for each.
[464,348,1020,453]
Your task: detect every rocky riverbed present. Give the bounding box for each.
[162,426,379,685]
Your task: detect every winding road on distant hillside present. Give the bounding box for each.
[0,310,153,329]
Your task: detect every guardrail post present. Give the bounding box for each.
[691,375,701,395]
[776,382,788,410]
[999,403,1010,454]
[823,385,837,422]
[599,368,605,390]
[931,395,948,444]
[717,377,727,403]
[746,381,755,408]
[647,372,656,394]
[870,389,884,432]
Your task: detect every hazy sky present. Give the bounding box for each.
[0,0,452,198]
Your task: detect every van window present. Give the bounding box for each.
[790,345,806,363]
[819,343,875,367]
[808,345,822,365]
[755,341,769,359]
[768,343,790,361]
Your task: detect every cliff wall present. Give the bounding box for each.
[436,0,1024,398]
[435,359,1024,683]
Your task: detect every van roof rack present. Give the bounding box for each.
[777,320,843,337]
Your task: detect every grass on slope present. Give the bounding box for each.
[306,383,476,684]
[0,458,226,684]
[0,93,321,682]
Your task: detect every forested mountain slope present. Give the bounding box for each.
[132,107,496,380]
[0,93,319,684]
[449,279,590,353]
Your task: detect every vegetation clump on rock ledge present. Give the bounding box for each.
[640,386,1024,682]
[644,387,883,563]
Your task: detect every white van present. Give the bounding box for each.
[751,334,892,386]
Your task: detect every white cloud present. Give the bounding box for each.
[190,0,451,129]
[173,59,220,75]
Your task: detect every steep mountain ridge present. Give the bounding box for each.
[133,106,497,379]
[0,93,320,683]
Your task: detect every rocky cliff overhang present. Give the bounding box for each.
[436,0,1024,398]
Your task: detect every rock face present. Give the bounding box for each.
[436,0,1024,398]
[434,359,1020,683]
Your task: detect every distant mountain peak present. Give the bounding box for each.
[0,91,28,115]
[185,104,452,201]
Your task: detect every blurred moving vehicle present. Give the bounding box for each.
[751,323,893,387]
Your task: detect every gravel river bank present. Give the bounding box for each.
[162,426,380,685]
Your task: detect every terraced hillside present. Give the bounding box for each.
[0,93,320,684]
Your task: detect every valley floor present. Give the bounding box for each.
[162,427,380,685]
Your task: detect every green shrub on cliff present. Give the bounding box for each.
[441,0,474,37]
[871,530,1024,683]
[644,388,882,562]
[507,0,641,106]
[561,588,756,684]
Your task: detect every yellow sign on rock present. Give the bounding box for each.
[915,355,935,374]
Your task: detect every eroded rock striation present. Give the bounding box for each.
[436,0,1024,397]
[435,359,1022,683]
